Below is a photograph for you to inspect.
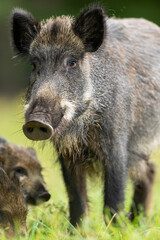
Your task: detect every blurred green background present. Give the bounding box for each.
[0,0,160,97]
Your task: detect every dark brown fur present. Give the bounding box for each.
[0,168,27,238]
[0,137,50,205]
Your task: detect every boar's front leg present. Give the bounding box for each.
[59,154,88,226]
[103,140,127,223]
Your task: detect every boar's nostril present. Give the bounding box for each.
[23,120,53,141]
[39,127,47,133]
[27,127,33,133]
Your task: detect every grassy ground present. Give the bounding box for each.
[1,96,160,239]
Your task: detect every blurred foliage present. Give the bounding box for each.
[0,0,160,96]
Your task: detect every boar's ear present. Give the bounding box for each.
[73,6,106,52]
[11,8,40,55]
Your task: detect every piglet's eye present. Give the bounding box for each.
[14,167,28,176]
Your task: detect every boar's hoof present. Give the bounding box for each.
[23,120,53,141]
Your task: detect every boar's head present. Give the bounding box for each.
[11,6,106,143]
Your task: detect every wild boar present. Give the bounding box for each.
[0,137,50,205]
[11,5,160,225]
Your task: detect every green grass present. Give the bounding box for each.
[1,96,160,239]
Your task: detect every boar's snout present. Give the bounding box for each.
[23,96,65,141]
[23,120,53,141]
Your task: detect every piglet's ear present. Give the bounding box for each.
[73,5,106,52]
[11,8,40,55]
[27,147,38,159]
[0,137,8,145]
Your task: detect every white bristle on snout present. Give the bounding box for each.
[24,104,30,111]
[61,100,76,121]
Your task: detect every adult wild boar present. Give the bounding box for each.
[11,6,160,225]
[0,137,50,205]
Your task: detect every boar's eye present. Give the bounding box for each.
[67,60,77,68]
[65,58,77,70]
[14,167,28,176]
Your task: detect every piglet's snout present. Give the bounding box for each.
[35,184,51,204]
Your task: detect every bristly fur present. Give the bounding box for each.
[11,5,160,226]
[0,138,50,206]
[33,15,84,52]
[0,167,27,238]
